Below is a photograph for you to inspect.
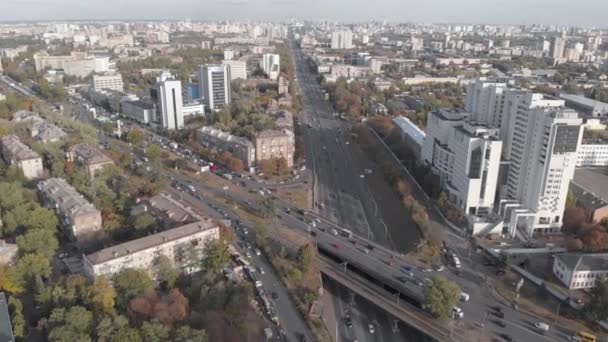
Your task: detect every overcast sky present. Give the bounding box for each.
[2,0,607,27]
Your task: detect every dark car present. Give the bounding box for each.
[493,319,506,328]
[498,333,514,342]
[344,316,353,328]
[271,292,279,299]
[496,269,506,276]
[493,310,505,319]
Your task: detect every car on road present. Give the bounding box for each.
[499,333,514,341]
[368,324,374,334]
[330,229,338,235]
[344,316,353,328]
[257,266,265,274]
[493,319,507,328]
[394,275,407,283]
[496,269,506,276]
[254,248,261,256]
[460,292,470,302]
[452,306,464,319]
[534,322,549,334]
[271,291,279,300]
[333,243,340,249]
[400,268,414,277]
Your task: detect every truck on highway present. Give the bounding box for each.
[340,229,353,238]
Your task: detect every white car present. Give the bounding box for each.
[368,324,374,334]
[460,292,470,302]
[534,322,549,333]
[330,229,339,236]
[452,307,464,319]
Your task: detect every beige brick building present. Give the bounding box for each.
[83,219,220,279]
[67,144,114,178]
[254,129,295,168]
[0,135,44,179]
[196,126,255,167]
[38,178,102,247]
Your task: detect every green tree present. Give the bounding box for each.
[113,268,154,308]
[0,182,26,211]
[13,253,51,287]
[141,320,169,342]
[296,243,314,272]
[154,255,179,289]
[172,326,209,342]
[47,306,94,342]
[2,202,32,234]
[95,315,130,342]
[423,276,460,320]
[202,240,230,275]
[88,277,116,314]
[16,229,59,259]
[26,206,59,231]
[8,296,25,338]
[146,144,162,163]
[127,128,145,146]
[585,278,608,321]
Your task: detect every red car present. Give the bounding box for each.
[333,243,340,249]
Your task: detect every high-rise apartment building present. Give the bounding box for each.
[155,71,184,130]
[331,30,353,50]
[500,105,582,237]
[465,79,507,127]
[551,36,566,61]
[260,54,280,80]
[199,64,231,111]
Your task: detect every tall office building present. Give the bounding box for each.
[331,30,353,49]
[260,54,280,80]
[199,64,231,111]
[421,110,502,216]
[550,36,566,61]
[465,79,507,127]
[155,71,184,130]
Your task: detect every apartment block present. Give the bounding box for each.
[92,73,124,92]
[196,126,255,167]
[465,79,507,127]
[83,219,220,279]
[254,129,295,168]
[222,60,247,81]
[34,51,110,78]
[0,135,44,180]
[261,54,280,80]
[67,144,114,178]
[553,253,608,290]
[38,178,102,246]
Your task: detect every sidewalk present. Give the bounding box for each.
[318,286,338,342]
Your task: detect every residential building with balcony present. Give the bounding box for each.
[0,135,44,180]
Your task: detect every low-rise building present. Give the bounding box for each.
[577,141,608,166]
[570,168,608,223]
[553,253,608,289]
[83,219,220,279]
[121,100,155,124]
[11,111,67,143]
[0,135,44,180]
[148,193,196,227]
[0,293,14,342]
[0,240,18,265]
[196,126,255,167]
[92,73,124,92]
[67,144,114,178]
[38,178,102,246]
[560,93,608,117]
[254,129,295,168]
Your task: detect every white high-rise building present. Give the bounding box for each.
[155,71,184,130]
[260,54,280,80]
[500,98,582,237]
[331,30,353,50]
[199,64,231,111]
[222,60,247,81]
[465,79,507,127]
[224,49,235,60]
[551,36,566,61]
[421,109,503,216]
[411,37,424,51]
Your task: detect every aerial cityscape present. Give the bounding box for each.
[1,2,608,342]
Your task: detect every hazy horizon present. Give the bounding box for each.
[2,0,608,27]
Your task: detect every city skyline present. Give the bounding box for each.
[2,0,608,27]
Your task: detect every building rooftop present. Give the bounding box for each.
[432,108,469,122]
[69,144,113,165]
[571,168,608,211]
[1,135,40,161]
[198,126,253,147]
[38,178,99,217]
[560,93,608,110]
[31,120,67,142]
[393,116,426,147]
[557,253,608,272]
[256,129,291,139]
[0,292,14,342]
[85,219,218,265]
[148,194,194,224]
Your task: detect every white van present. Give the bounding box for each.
[460,292,470,302]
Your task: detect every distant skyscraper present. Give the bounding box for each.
[331,30,353,49]
[551,36,566,60]
[199,64,231,111]
[260,54,280,80]
[155,71,184,130]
